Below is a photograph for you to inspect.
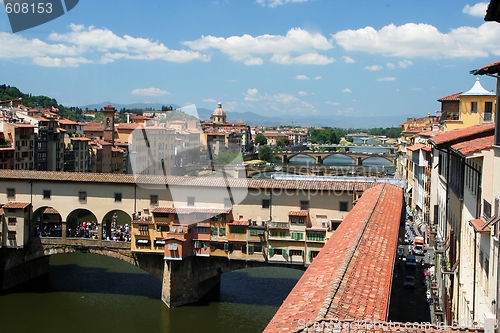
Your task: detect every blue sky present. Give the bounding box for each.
[1,0,499,120]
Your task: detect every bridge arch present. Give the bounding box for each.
[66,208,98,238]
[360,155,396,165]
[33,206,63,237]
[101,209,132,241]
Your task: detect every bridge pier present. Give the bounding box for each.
[282,154,288,163]
[0,245,50,291]
[357,157,363,166]
[316,156,323,164]
[161,256,224,307]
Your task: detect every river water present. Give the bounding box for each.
[0,252,303,333]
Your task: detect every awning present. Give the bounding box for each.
[136,239,150,244]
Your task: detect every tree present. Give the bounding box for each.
[276,137,289,147]
[214,150,243,165]
[258,145,272,162]
[254,133,267,145]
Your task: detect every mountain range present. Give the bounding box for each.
[79,102,413,128]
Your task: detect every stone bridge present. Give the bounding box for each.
[0,235,306,308]
[277,151,396,165]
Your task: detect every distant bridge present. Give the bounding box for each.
[276,151,396,165]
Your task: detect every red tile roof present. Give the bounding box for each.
[429,123,495,146]
[451,135,494,156]
[438,92,462,101]
[474,60,500,75]
[3,201,30,209]
[43,207,59,214]
[469,219,491,233]
[0,169,380,193]
[153,207,231,215]
[289,210,309,216]
[228,220,249,226]
[264,183,403,332]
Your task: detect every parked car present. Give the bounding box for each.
[397,246,405,259]
[405,255,417,269]
[403,275,416,288]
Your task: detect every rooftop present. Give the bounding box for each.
[429,123,495,146]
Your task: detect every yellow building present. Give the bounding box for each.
[439,78,496,132]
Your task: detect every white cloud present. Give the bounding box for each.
[243,89,318,114]
[312,76,321,80]
[203,98,217,103]
[296,75,309,80]
[256,0,309,8]
[342,88,352,93]
[332,22,500,59]
[131,87,169,96]
[270,53,334,65]
[298,91,308,96]
[244,57,264,65]
[0,24,210,67]
[183,27,333,65]
[387,60,413,69]
[32,56,93,67]
[376,77,396,82]
[326,101,340,106]
[342,56,356,63]
[336,107,355,116]
[462,2,488,17]
[364,65,383,71]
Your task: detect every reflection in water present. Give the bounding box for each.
[0,253,302,333]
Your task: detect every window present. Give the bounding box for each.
[339,201,349,212]
[231,226,245,234]
[310,250,320,261]
[290,217,297,224]
[156,225,169,232]
[168,243,178,251]
[224,197,232,209]
[332,221,341,231]
[195,227,208,234]
[43,190,51,199]
[291,232,303,240]
[79,191,87,203]
[219,214,226,222]
[290,249,303,256]
[300,200,309,210]
[483,199,492,220]
[7,188,15,199]
[485,102,493,121]
[471,101,478,113]
[307,232,325,241]
[279,231,286,238]
[7,231,16,240]
[138,224,148,231]
[150,194,158,206]
[219,227,226,236]
[187,196,195,206]
[211,227,217,235]
[274,248,283,255]
[8,217,17,225]
[299,217,305,224]
[114,193,122,202]
[249,229,264,236]
[262,199,270,209]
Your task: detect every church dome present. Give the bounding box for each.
[213,102,226,116]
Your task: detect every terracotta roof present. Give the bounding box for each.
[163,236,187,242]
[0,169,379,192]
[153,207,231,215]
[264,183,403,332]
[429,123,495,146]
[196,222,210,227]
[469,219,491,233]
[43,207,59,214]
[437,92,462,102]
[406,143,426,151]
[228,220,249,226]
[451,135,494,156]
[116,123,142,129]
[3,201,30,209]
[70,137,91,141]
[58,118,79,125]
[288,210,309,216]
[474,60,500,75]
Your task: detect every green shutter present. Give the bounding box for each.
[269,247,274,257]
[282,249,287,257]
[248,245,254,254]
[210,243,215,251]
[224,243,229,251]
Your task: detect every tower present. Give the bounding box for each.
[103,105,115,145]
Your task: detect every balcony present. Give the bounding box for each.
[267,222,289,229]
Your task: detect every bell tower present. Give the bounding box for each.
[103,105,115,145]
